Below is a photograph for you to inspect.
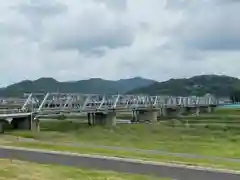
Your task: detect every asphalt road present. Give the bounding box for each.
[0,146,239,180]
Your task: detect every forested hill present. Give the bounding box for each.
[1,75,240,97]
[0,77,156,97]
[128,75,240,97]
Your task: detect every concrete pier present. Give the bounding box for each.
[136,110,158,123]
[105,112,117,126]
[208,106,215,113]
[11,115,39,131]
[94,112,105,125]
[93,112,117,126]
[31,118,40,132]
[132,110,140,123]
[0,121,4,133]
[87,113,95,126]
[199,106,215,113]
[161,107,182,117]
[132,110,136,123]
[18,117,31,130]
[12,117,31,130]
[183,107,200,116]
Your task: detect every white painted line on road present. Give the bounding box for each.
[0,145,239,175]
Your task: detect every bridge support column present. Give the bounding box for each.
[105,112,117,126]
[0,121,4,133]
[161,108,167,117]
[161,108,182,117]
[137,110,158,123]
[199,107,207,113]
[31,118,40,132]
[132,110,139,123]
[12,115,34,131]
[94,112,105,125]
[87,113,95,126]
[199,106,214,113]
[17,116,31,130]
[94,112,116,126]
[208,106,215,113]
[184,107,200,116]
[196,107,200,116]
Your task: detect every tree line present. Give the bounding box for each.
[230,89,240,103]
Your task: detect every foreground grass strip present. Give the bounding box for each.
[8,123,240,159]
[1,140,240,171]
[3,120,240,171]
[0,159,167,180]
[4,136,240,163]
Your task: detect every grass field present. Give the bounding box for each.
[0,159,167,180]
[1,108,240,170]
[117,108,240,119]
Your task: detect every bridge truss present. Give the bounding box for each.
[5,93,218,115]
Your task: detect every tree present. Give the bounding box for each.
[230,90,240,103]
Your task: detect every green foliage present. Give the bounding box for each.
[230,89,240,102]
[2,74,240,97]
[0,77,156,97]
[128,74,240,97]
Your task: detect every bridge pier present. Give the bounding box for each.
[105,112,117,126]
[31,118,40,132]
[11,115,40,131]
[198,107,208,113]
[87,113,95,126]
[0,121,4,133]
[12,117,31,130]
[19,117,31,130]
[94,113,104,125]
[207,106,215,113]
[132,110,139,123]
[161,107,183,117]
[134,110,158,123]
[183,107,200,116]
[197,106,215,114]
[91,112,117,126]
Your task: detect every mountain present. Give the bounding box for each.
[0,77,156,97]
[128,75,240,97]
[2,75,239,97]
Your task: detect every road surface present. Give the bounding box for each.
[0,146,239,180]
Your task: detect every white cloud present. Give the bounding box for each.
[44,2,134,55]
[0,0,240,87]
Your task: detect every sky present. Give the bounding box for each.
[0,0,240,86]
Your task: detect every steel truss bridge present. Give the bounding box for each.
[0,93,218,116]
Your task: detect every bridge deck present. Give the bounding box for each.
[0,112,32,119]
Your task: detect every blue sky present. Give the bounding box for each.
[0,0,240,86]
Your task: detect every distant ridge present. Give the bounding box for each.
[127,75,240,97]
[0,77,156,97]
[1,75,239,97]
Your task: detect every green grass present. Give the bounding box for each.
[0,159,167,180]
[2,139,240,171]
[20,121,240,158]
[1,120,240,170]
[2,108,240,171]
[214,108,240,115]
